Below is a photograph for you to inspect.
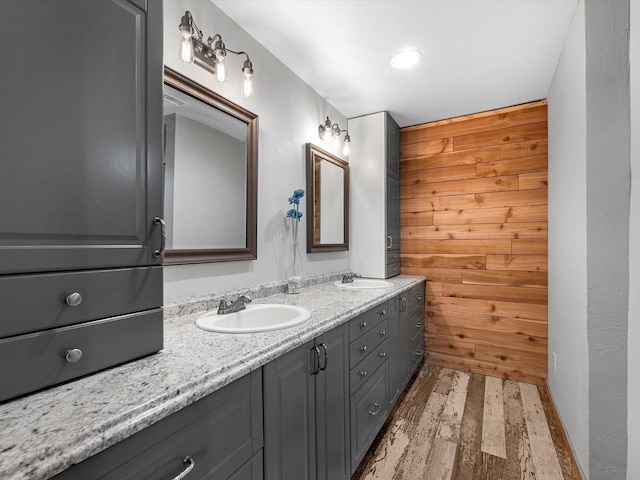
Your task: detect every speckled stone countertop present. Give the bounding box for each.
[0,275,424,480]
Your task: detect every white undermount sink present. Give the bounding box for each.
[333,278,394,289]
[195,304,311,333]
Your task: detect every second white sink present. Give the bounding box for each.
[333,279,394,289]
[195,304,311,334]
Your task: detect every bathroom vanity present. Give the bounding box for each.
[0,275,424,480]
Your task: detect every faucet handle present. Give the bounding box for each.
[239,294,252,304]
[218,299,231,310]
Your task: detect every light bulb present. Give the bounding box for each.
[216,58,227,83]
[242,72,253,97]
[180,37,194,63]
[343,140,350,156]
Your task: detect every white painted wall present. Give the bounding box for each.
[547,1,589,476]
[162,0,348,302]
[628,2,640,478]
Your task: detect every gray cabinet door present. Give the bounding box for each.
[315,324,350,480]
[385,113,401,278]
[264,341,317,480]
[387,296,402,406]
[0,0,163,274]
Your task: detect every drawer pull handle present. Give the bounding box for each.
[368,403,381,416]
[319,343,328,371]
[378,310,386,316]
[416,295,423,300]
[360,346,367,353]
[154,217,166,257]
[359,371,368,377]
[379,330,387,336]
[360,322,367,328]
[379,352,387,358]
[387,235,393,249]
[65,349,83,363]
[415,323,423,328]
[416,350,424,357]
[172,455,195,480]
[65,292,83,307]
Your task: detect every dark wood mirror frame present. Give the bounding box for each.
[306,143,349,253]
[163,66,258,264]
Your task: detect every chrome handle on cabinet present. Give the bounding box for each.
[401,297,408,312]
[171,456,195,480]
[319,343,328,371]
[379,352,387,358]
[368,403,382,416]
[416,295,423,301]
[360,346,367,353]
[154,217,166,257]
[379,330,387,337]
[311,345,321,375]
[415,350,424,357]
[415,322,423,329]
[359,371,368,377]
[378,310,386,316]
[65,292,83,307]
[387,235,393,249]
[360,322,367,328]
[65,348,83,363]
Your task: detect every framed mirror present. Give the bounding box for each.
[163,66,258,264]
[306,143,349,253]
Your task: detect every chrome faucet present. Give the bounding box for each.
[217,294,252,315]
[341,273,362,284]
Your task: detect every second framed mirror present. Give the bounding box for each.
[306,143,349,253]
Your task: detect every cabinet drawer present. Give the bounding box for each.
[350,340,388,395]
[229,451,263,480]
[410,327,425,352]
[0,266,162,338]
[385,262,400,278]
[350,363,388,467]
[410,343,425,375]
[385,250,400,265]
[53,370,263,480]
[349,303,387,341]
[0,309,163,402]
[349,319,389,369]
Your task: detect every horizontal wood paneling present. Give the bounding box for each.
[401,101,548,383]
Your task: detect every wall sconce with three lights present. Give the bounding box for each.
[179,11,255,97]
[318,117,351,156]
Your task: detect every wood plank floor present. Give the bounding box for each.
[351,363,581,480]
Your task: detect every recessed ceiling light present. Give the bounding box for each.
[390,49,422,69]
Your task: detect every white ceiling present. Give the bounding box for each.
[213,0,578,128]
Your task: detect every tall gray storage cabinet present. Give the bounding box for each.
[348,112,401,279]
[0,0,164,402]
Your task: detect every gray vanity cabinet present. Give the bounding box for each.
[0,0,164,402]
[388,284,426,406]
[264,324,350,480]
[348,303,390,470]
[53,370,264,480]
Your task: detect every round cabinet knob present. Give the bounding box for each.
[359,371,368,377]
[379,310,386,316]
[379,330,387,336]
[379,352,387,358]
[65,292,83,307]
[360,322,367,328]
[65,348,83,363]
[415,323,423,329]
[360,346,367,353]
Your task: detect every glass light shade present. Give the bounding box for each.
[216,58,227,83]
[242,72,253,97]
[342,140,350,156]
[180,37,194,63]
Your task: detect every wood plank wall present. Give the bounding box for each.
[399,100,548,385]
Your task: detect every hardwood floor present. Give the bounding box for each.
[351,363,581,480]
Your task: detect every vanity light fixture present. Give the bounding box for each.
[318,116,351,156]
[179,11,255,97]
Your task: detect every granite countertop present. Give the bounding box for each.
[0,275,424,480]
